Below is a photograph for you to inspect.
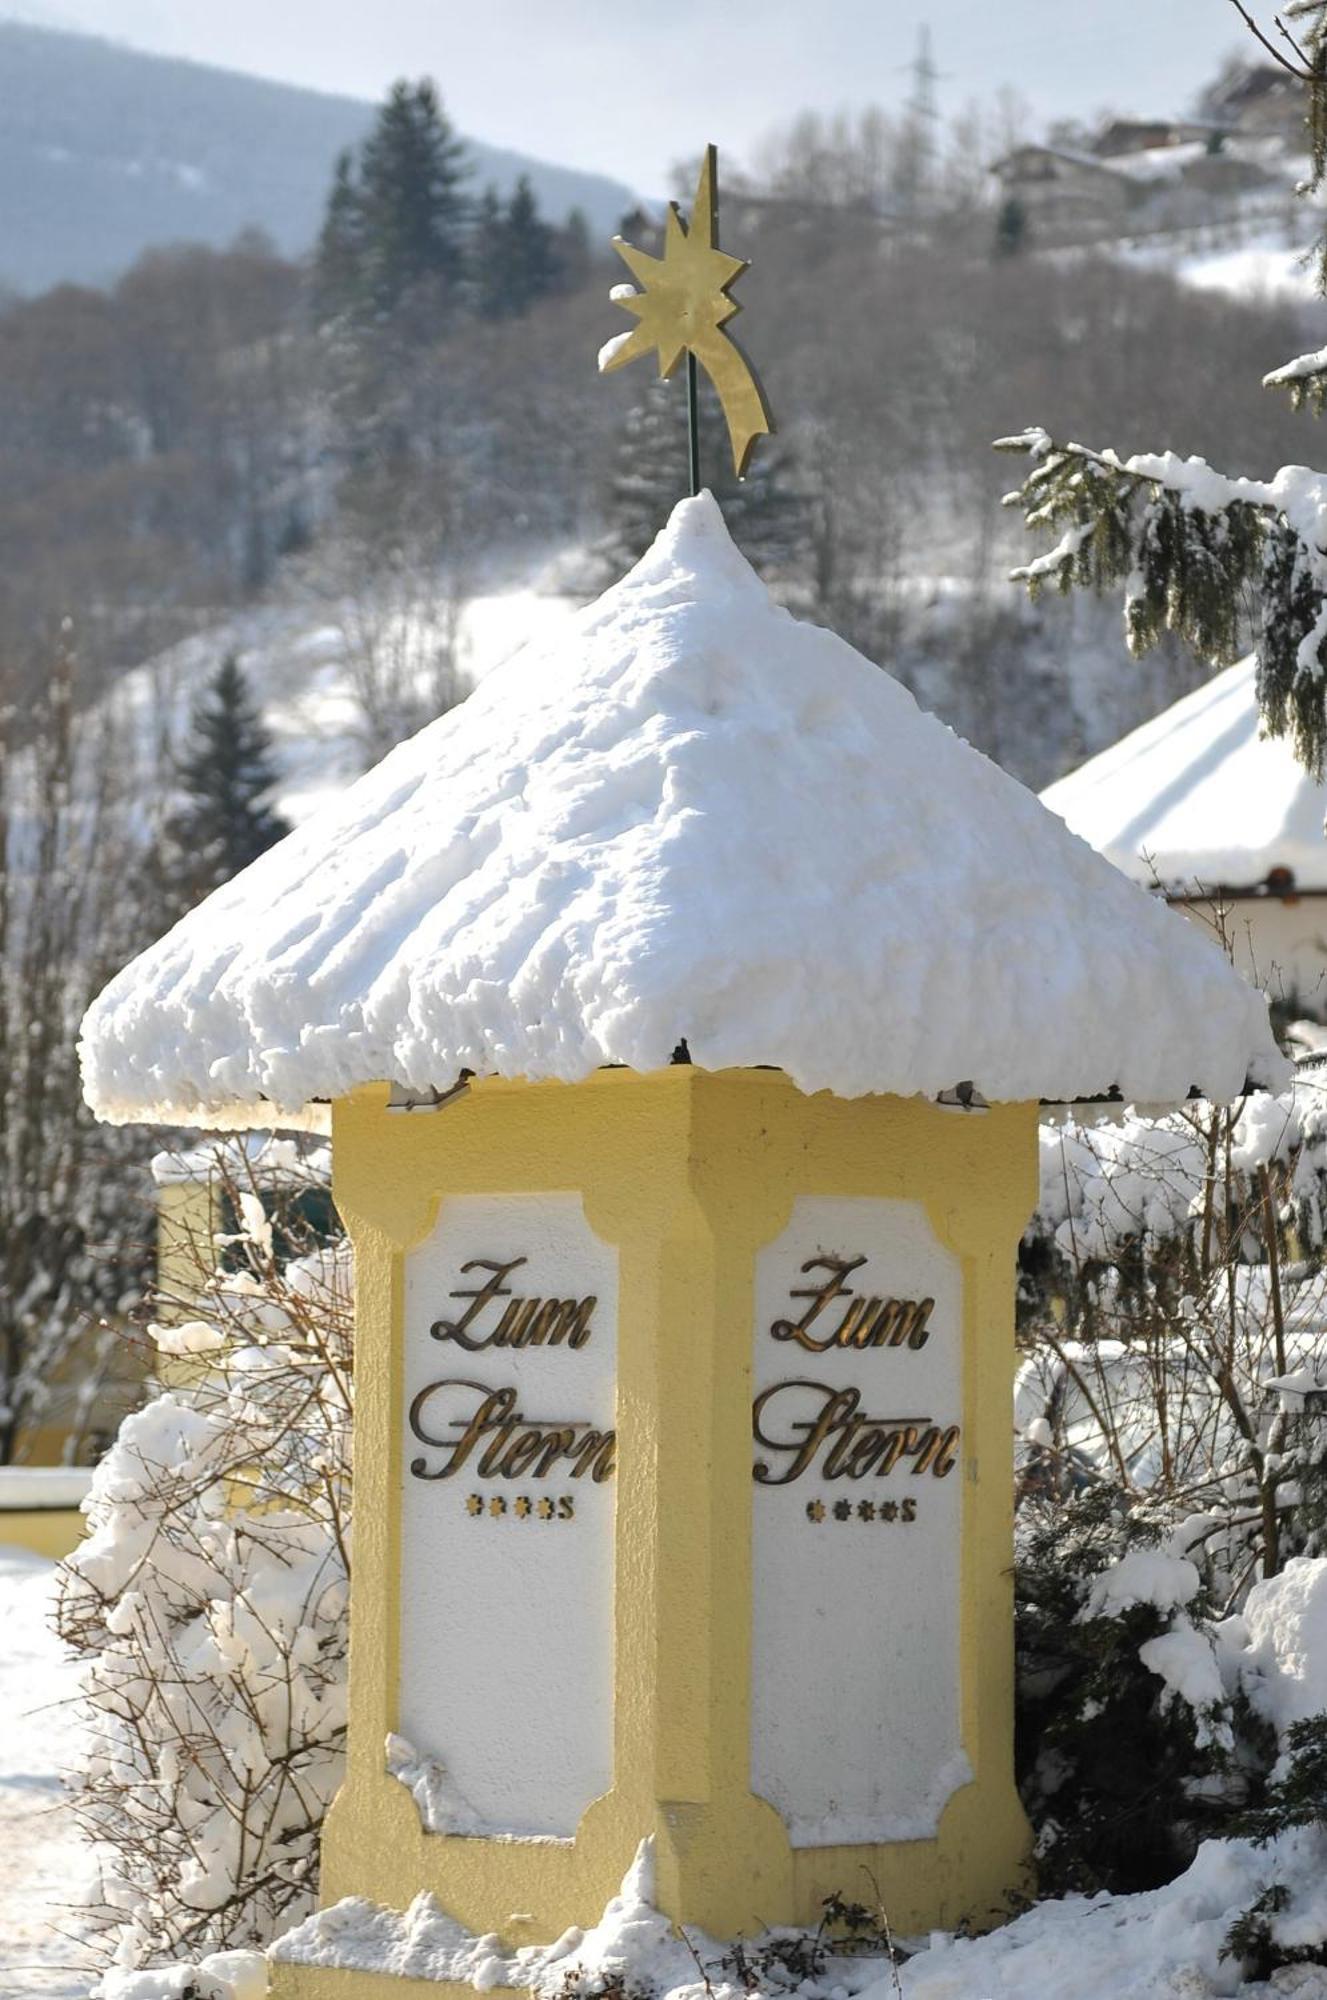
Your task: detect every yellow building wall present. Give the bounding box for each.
[0,1508,87,1561]
[273,1067,1037,1998]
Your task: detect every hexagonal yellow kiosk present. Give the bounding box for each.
[82,495,1282,1999]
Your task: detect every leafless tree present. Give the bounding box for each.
[0,622,155,1462]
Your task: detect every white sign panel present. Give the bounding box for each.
[398,1192,617,1839]
[751,1196,967,1846]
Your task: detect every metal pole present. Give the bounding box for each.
[686,350,700,497]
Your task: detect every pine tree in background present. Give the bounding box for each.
[599,375,809,583]
[313,78,591,339]
[471,184,508,320]
[557,207,594,293]
[314,149,368,320]
[994,193,1028,258]
[315,80,470,325]
[500,175,560,317]
[359,81,470,316]
[472,176,561,320]
[160,656,290,913]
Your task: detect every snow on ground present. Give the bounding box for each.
[0,1547,95,1998]
[111,564,582,830]
[897,1836,1327,1999]
[275,1831,1327,2000]
[1093,203,1320,306]
[1177,238,1319,303]
[7,1522,1327,1998]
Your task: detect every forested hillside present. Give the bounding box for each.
[0,103,1315,782]
[0,21,637,293]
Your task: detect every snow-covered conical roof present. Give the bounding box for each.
[80,495,1285,1127]
[1042,656,1327,895]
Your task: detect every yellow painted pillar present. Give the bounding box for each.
[155,1175,220,1320]
[272,1067,1035,1998]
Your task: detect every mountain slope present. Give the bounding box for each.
[0,21,639,294]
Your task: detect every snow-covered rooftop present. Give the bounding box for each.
[1042,656,1327,895]
[80,495,1283,1127]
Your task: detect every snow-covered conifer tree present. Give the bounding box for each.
[158,656,290,915]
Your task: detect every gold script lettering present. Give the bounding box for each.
[409,1378,616,1483]
[752,1379,959,1485]
[430,1257,597,1352]
[770,1255,934,1353]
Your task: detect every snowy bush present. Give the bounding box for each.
[1013,1066,1327,1903]
[1020,1069,1327,1592]
[1014,1487,1258,1897]
[55,1153,352,1978]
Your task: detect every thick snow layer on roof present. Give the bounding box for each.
[80,496,1283,1127]
[1042,656,1327,893]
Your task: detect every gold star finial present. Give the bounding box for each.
[600,145,773,478]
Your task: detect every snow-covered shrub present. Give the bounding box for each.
[1220,1557,1327,1977]
[1014,1486,1267,1897]
[55,1153,352,1978]
[1014,1071,1327,1896]
[1020,1071,1327,1595]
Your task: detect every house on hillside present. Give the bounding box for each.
[993,123,1287,249]
[1093,117,1217,157]
[990,145,1137,237]
[1041,658,1327,1016]
[1203,61,1308,146]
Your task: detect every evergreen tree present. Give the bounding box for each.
[314,150,367,321]
[354,80,470,319]
[472,176,560,320]
[1000,6,1327,775]
[600,375,808,582]
[471,184,508,320]
[501,175,560,317]
[557,206,594,292]
[994,194,1027,258]
[160,656,290,911]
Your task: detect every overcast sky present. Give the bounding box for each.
[26,1,1257,190]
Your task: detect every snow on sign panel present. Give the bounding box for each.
[751,1197,968,1845]
[397,1193,617,1838]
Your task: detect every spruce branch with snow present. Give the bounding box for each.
[997,433,1327,777]
[1015,1489,1251,1896]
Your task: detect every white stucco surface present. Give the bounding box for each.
[750,1197,967,1845]
[397,1192,617,1839]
